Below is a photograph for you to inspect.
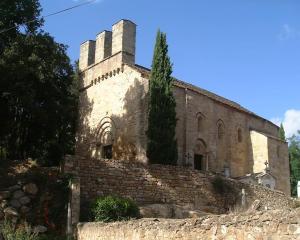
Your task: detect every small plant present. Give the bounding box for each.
[91,196,139,222]
[212,176,239,211]
[212,175,236,195]
[0,220,38,240]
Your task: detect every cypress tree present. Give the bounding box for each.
[288,132,300,196]
[279,123,286,141]
[146,30,178,165]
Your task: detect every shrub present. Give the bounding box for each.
[91,196,139,222]
[212,176,232,194]
[212,176,239,211]
[0,220,38,240]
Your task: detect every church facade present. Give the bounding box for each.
[76,19,290,195]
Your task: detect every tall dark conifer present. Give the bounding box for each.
[279,123,286,141]
[146,30,178,165]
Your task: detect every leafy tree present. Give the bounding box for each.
[0,0,43,52]
[0,0,78,165]
[146,30,178,165]
[288,131,300,196]
[279,123,286,141]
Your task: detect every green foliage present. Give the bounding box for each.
[288,131,300,196]
[0,220,72,240]
[91,196,139,222]
[0,0,78,165]
[211,176,238,210]
[0,0,43,51]
[279,123,286,141]
[146,30,178,165]
[0,220,38,240]
[212,176,234,195]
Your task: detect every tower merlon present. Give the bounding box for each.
[95,30,112,64]
[79,40,96,71]
[112,19,136,64]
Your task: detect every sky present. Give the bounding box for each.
[39,0,300,137]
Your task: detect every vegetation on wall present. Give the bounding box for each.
[146,30,178,165]
[0,0,78,165]
[289,131,300,196]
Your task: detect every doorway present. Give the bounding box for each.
[102,145,113,159]
[194,154,204,170]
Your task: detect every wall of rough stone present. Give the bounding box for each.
[268,136,290,194]
[250,130,268,173]
[170,83,290,194]
[64,157,293,217]
[76,63,148,163]
[77,208,300,240]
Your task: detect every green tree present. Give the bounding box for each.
[289,131,300,196]
[0,0,43,51]
[279,123,286,141]
[146,30,178,165]
[0,0,78,165]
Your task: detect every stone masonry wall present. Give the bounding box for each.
[65,157,293,215]
[76,64,148,162]
[77,208,300,240]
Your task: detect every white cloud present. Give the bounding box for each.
[271,109,300,138]
[278,24,300,41]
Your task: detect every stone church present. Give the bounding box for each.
[75,19,290,195]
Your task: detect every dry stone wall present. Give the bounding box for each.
[64,157,293,216]
[77,208,300,240]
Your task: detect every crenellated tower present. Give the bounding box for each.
[79,19,136,72]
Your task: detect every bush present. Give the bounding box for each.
[212,176,232,194]
[0,220,38,240]
[91,196,139,222]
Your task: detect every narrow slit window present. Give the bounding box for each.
[238,129,242,143]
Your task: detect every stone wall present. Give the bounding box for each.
[77,208,300,240]
[65,157,293,216]
[76,64,148,163]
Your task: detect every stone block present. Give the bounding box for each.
[0,191,10,200]
[9,199,21,209]
[4,207,18,217]
[23,183,38,195]
[19,196,31,205]
[13,190,24,199]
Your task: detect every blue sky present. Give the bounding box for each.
[40,0,300,137]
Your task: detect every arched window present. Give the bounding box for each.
[196,112,205,132]
[238,128,243,143]
[217,120,225,140]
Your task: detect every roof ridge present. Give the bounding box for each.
[129,63,278,129]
